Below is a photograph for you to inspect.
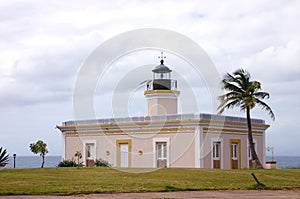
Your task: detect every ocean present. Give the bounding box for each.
[5,156,62,168]
[265,156,300,168]
[4,156,300,168]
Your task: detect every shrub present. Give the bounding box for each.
[95,158,111,167]
[58,159,83,167]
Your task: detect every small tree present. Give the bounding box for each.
[74,151,82,168]
[29,140,48,168]
[0,147,9,167]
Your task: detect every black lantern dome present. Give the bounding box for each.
[151,53,172,90]
[152,59,172,73]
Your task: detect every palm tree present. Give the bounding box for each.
[217,69,275,169]
[0,147,9,167]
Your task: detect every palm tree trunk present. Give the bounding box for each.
[41,155,45,168]
[246,107,264,169]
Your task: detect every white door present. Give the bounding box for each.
[119,143,128,167]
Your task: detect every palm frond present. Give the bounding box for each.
[233,68,250,80]
[219,91,242,100]
[0,147,9,166]
[222,81,244,93]
[254,91,270,99]
[233,69,251,90]
[255,98,275,120]
[217,98,241,114]
[223,73,245,91]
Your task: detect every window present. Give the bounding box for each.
[232,143,238,160]
[156,142,167,159]
[213,142,220,160]
[157,143,162,159]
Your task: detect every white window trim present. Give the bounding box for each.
[82,140,97,165]
[153,138,170,168]
[211,138,223,169]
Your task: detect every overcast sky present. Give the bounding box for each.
[0,0,299,156]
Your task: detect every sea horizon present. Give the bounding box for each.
[6,155,300,168]
[4,155,300,169]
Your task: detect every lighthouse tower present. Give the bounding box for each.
[144,52,180,116]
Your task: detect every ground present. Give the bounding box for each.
[1,190,300,199]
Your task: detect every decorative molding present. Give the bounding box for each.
[203,127,263,134]
[64,127,195,135]
[57,118,269,131]
[144,90,180,95]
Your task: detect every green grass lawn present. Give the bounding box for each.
[0,167,299,195]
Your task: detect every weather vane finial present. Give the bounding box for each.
[158,51,166,64]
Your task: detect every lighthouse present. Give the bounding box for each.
[144,52,180,116]
[58,51,270,169]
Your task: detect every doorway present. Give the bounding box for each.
[213,141,221,168]
[230,139,241,169]
[116,139,131,168]
[156,142,167,168]
[119,143,129,167]
[85,143,95,167]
